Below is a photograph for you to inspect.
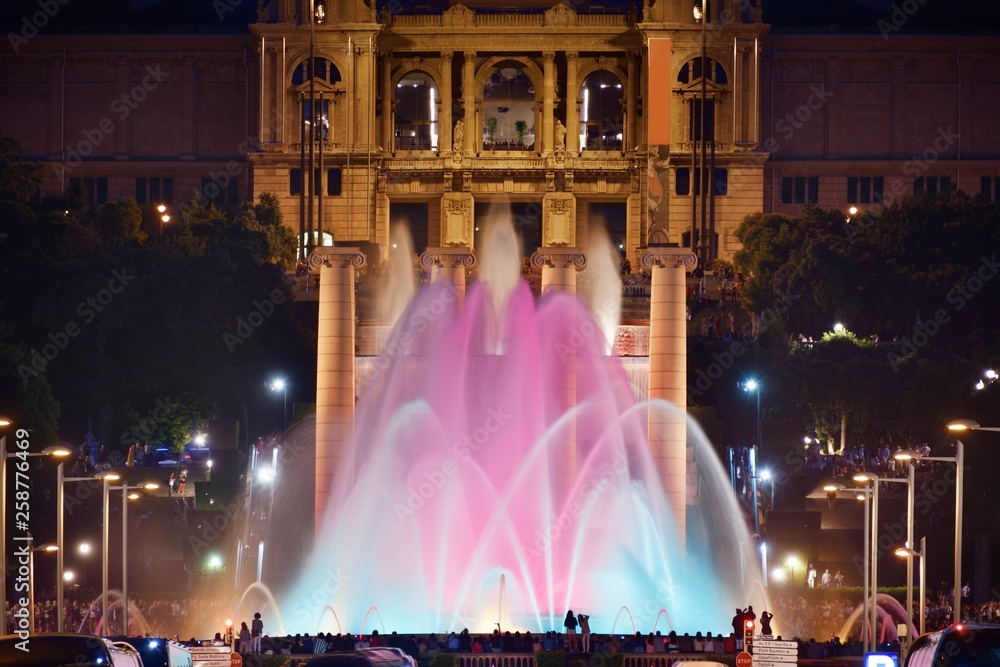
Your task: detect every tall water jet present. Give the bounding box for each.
[580,223,622,355]
[378,222,417,329]
[476,202,522,350]
[280,210,763,633]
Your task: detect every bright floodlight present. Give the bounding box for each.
[78,542,92,555]
[772,568,787,582]
[194,434,207,446]
[987,370,998,380]
[745,380,759,391]
[271,378,286,391]
[760,469,772,482]
[785,554,801,567]
[848,206,858,216]
[63,570,75,582]
[947,419,980,431]
[157,204,166,213]
[834,322,845,332]
[977,380,987,390]
[823,482,845,492]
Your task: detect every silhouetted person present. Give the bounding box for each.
[760,610,773,636]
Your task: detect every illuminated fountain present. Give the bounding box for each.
[276,210,764,635]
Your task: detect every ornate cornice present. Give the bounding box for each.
[419,247,477,270]
[529,247,587,271]
[308,248,367,273]
[639,248,698,271]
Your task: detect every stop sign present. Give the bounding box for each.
[230,652,243,667]
[735,651,753,667]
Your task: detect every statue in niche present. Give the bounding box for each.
[453,119,464,151]
[554,119,567,151]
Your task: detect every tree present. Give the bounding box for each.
[0,135,43,203]
[96,197,147,246]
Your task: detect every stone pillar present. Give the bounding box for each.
[114,56,131,159]
[542,51,556,155]
[627,53,639,151]
[566,52,580,154]
[420,248,476,303]
[309,247,367,534]
[462,51,476,152]
[440,51,453,154]
[47,56,63,161]
[180,56,196,159]
[529,247,587,502]
[640,247,697,548]
[530,247,586,296]
[382,54,393,152]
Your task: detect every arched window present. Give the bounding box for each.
[292,57,341,85]
[677,57,727,142]
[677,57,727,85]
[394,71,438,151]
[482,66,535,150]
[293,58,342,143]
[580,71,624,151]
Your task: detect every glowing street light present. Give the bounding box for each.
[743,379,763,535]
[0,428,71,635]
[29,541,58,633]
[897,536,927,636]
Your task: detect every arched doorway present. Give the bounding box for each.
[580,71,623,151]
[394,71,438,151]
[482,66,536,150]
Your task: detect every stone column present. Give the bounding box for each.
[627,53,639,151]
[530,248,587,501]
[180,56,196,159]
[566,52,580,154]
[462,51,476,152]
[419,247,476,304]
[530,247,586,296]
[440,51,453,154]
[114,56,131,159]
[542,51,556,155]
[640,247,697,548]
[381,54,393,152]
[309,247,367,534]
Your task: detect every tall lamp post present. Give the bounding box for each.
[28,539,58,633]
[58,464,108,631]
[95,473,158,636]
[96,471,120,635]
[854,471,912,649]
[897,536,927,636]
[891,452,918,642]
[0,427,70,635]
[946,419,1000,624]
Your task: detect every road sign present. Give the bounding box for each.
[753,661,799,667]
[736,651,753,667]
[754,646,800,657]
[754,638,799,648]
[230,652,243,667]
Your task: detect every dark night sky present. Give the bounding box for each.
[1,0,999,33]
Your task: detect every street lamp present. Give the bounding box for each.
[0,429,71,635]
[28,540,58,633]
[893,450,919,641]
[896,536,927,636]
[945,419,1000,624]
[157,204,170,234]
[855,470,912,650]
[760,468,775,510]
[270,377,288,430]
[96,470,121,635]
[95,474,158,636]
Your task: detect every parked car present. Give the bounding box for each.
[903,623,1000,667]
[0,633,141,667]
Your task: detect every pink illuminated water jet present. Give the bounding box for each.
[279,213,763,635]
